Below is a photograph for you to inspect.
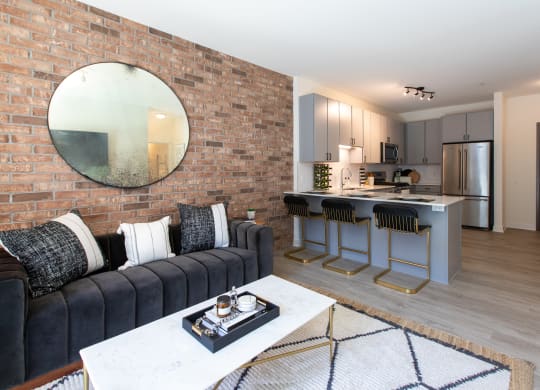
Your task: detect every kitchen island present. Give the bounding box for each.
[284,189,464,284]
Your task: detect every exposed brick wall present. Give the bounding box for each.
[0,0,293,249]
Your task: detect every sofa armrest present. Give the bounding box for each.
[229,221,273,278]
[0,250,28,388]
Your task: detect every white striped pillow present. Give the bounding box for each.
[117,216,175,270]
[54,211,105,275]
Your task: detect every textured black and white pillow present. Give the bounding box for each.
[117,216,175,270]
[0,210,105,298]
[178,203,229,254]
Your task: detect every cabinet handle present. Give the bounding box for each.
[328,153,332,161]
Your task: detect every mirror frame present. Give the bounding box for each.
[47,61,190,188]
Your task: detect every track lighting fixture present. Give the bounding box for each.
[403,86,435,101]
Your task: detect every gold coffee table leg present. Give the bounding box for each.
[83,365,89,390]
[328,305,334,361]
[213,304,335,389]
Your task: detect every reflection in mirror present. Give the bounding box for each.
[48,62,189,188]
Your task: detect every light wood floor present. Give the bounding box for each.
[275,228,540,389]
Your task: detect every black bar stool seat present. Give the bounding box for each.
[283,195,328,263]
[373,203,431,294]
[321,198,371,275]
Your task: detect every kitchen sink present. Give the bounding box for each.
[388,197,435,203]
[342,194,376,198]
[301,190,331,194]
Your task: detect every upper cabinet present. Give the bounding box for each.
[363,110,381,163]
[339,103,364,148]
[406,121,425,165]
[424,119,442,164]
[386,117,404,163]
[338,102,352,146]
[441,109,493,143]
[299,94,339,162]
[405,119,442,164]
[299,93,404,164]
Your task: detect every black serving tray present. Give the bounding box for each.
[182,291,280,353]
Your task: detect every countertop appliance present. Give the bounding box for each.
[381,142,399,164]
[442,141,493,229]
[372,171,409,189]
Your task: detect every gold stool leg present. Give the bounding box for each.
[374,228,431,294]
[323,219,370,275]
[285,216,327,263]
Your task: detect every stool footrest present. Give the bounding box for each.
[373,269,430,294]
[388,256,428,270]
[285,246,327,263]
[323,256,369,275]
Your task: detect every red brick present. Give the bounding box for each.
[11,173,53,183]
[12,191,52,202]
[0,1,293,249]
[36,200,73,210]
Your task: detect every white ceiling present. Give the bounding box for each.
[83,0,540,113]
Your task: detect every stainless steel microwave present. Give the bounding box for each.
[381,142,399,163]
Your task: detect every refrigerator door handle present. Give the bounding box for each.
[464,149,468,190]
[458,150,462,190]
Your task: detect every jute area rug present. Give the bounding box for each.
[34,289,534,390]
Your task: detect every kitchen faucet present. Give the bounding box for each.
[340,167,352,192]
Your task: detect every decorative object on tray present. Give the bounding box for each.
[313,163,332,190]
[183,288,280,352]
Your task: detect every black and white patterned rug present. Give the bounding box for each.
[36,303,512,390]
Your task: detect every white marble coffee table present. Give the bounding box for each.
[80,275,336,390]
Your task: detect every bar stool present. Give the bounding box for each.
[283,195,328,263]
[321,198,371,275]
[372,204,431,294]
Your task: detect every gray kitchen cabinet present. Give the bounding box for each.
[338,102,353,146]
[299,93,339,162]
[442,110,493,142]
[351,105,363,147]
[405,119,441,164]
[425,119,442,164]
[363,110,381,163]
[386,117,404,163]
[406,121,425,164]
[441,113,466,143]
[466,110,493,141]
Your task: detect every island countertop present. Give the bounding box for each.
[285,190,464,208]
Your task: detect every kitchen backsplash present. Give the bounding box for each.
[297,149,441,191]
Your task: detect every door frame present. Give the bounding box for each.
[537,124,540,231]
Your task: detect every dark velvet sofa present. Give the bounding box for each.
[0,220,273,389]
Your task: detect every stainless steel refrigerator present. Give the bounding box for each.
[442,141,493,229]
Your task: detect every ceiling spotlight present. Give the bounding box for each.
[402,86,435,102]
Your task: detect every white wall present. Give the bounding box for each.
[503,93,540,230]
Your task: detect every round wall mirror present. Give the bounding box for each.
[48,62,190,188]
